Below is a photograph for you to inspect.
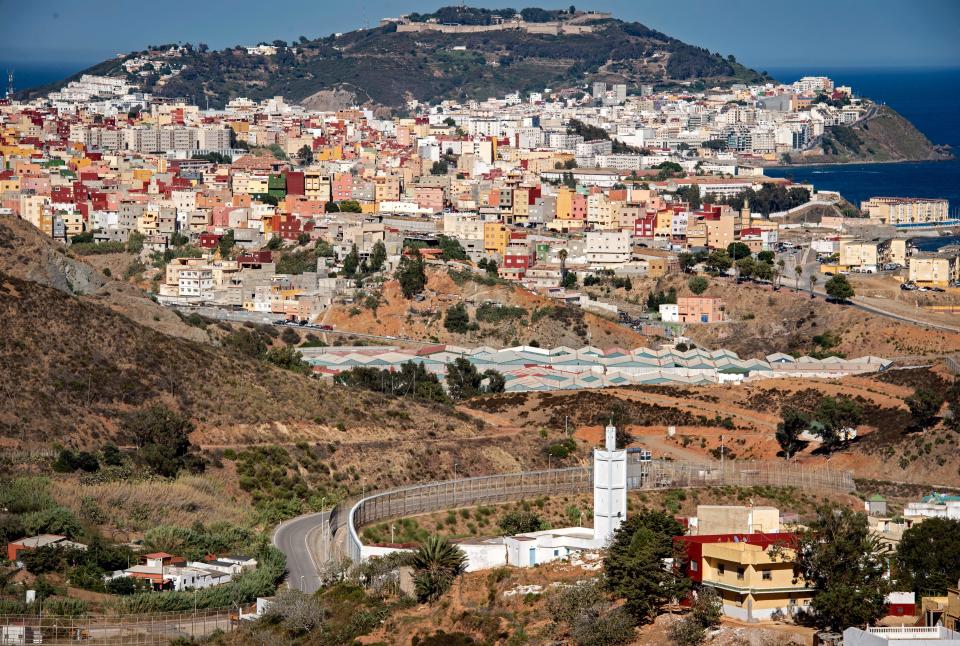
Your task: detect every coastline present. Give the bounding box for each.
[761,153,955,170]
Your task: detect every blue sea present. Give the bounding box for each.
[765,67,960,217]
[0,61,95,93]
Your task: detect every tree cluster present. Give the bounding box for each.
[122,406,205,478]
[796,505,891,631]
[776,395,861,456]
[395,248,428,299]
[604,510,689,623]
[337,361,449,405]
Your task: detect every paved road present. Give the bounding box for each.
[273,511,329,594]
[779,248,960,334]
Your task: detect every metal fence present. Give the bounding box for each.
[0,608,241,645]
[333,459,854,563]
[945,354,960,375]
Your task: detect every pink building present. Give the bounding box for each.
[414,186,444,213]
[331,173,353,202]
[678,297,725,323]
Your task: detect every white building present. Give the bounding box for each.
[178,268,214,302]
[904,494,960,520]
[585,231,630,267]
[842,626,960,645]
[660,303,680,322]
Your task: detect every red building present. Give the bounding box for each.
[634,212,657,238]
[285,171,305,196]
[199,232,222,249]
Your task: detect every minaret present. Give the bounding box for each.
[6,71,13,101]
[593,423,627,544]
[740,198,751,226]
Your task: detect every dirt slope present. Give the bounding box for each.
[0,216,204,342]
[326,268,649,348]
[623,274,960,359]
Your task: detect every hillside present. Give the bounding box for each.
[0,216,205,342]
[21,7,768,108]
[466,366,960,488]
[0,220,484,447]
[600,273,960,359]
[795,105,952,164]
[322,266,650,348]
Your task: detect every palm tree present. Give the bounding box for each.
[808,274,818,297]
[558,248,568,277]
[412,535,467,603]
[794,264,803,292]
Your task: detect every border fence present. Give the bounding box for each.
[331,459,855,563]
[0,607,243,645]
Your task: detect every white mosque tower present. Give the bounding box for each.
[593,423,627,544]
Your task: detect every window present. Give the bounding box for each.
[762,570,772,581]
[717,563,725,576]
[690,561,698,572]
[736,567,745,580]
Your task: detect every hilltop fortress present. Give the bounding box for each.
[382,10,612,36]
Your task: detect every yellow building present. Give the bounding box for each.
[587,193,617,230]
[304,171,331,202]
[921,585,960,631]
[374,175,401,206]
[838,240,884,271]
[556,187,574,221]
[59,211,85,238]
[705,214,735,250]
[232,173,269,195]
[698,541,812,622]
[513,187,530,220]
[909,253,960,287]
[654,209,674,239]
[862,197,950,226]
[19,194,51,232]
[0,176,20,194]
[483,221,510,256]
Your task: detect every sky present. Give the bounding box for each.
[1,0,959,71]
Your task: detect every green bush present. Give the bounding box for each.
[497,510,548,535]
[475,303,526,324]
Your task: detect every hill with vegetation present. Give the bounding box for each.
[22,6,769,108]
[0,219,481,448]
[794,105,953,164]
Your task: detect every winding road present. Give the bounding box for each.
[272,511,329,594]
